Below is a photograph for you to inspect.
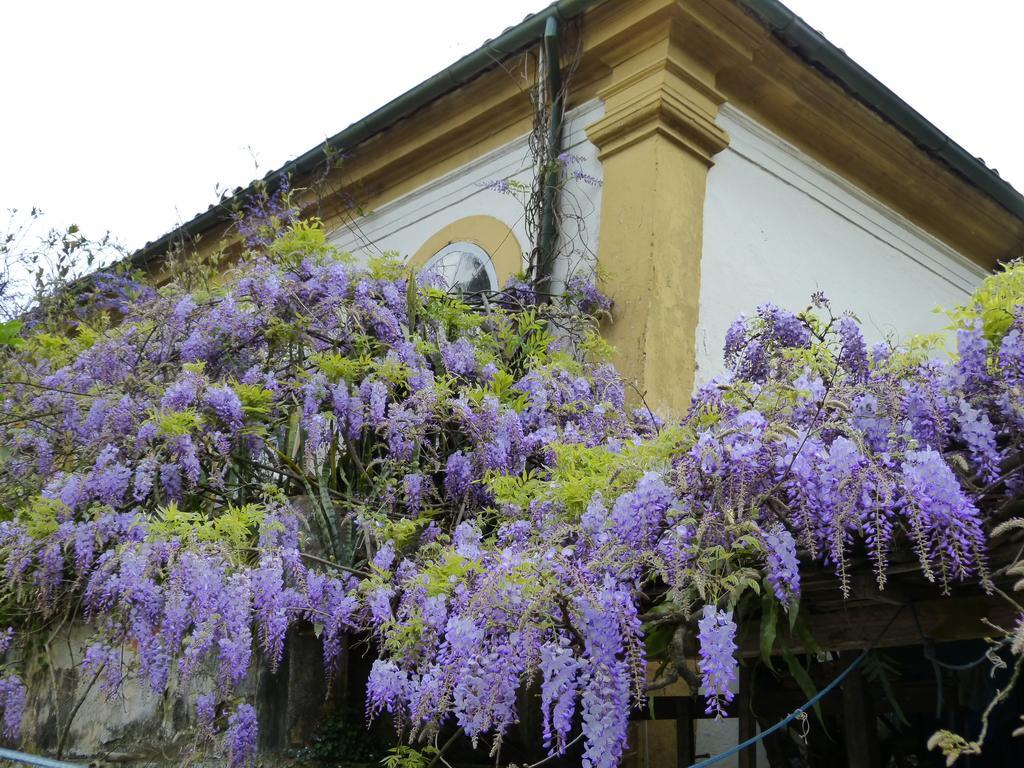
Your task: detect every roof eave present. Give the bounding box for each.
[130,0,1024,269]
[129,0,603,269]
[736,0,1024,221]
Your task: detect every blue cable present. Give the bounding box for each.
[688,603,907,768]
[0,748,83,767]
[687,648,869,768]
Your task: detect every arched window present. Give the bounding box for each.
[422,242,498,294]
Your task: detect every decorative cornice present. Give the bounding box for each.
[585,17,730,165]
[588,79,728,163]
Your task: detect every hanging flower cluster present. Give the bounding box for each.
[0,213,1020,767]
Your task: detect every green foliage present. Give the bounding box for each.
[264,314,308,346]
[418,289,481,335]
[862,652,909,727]
[0,320,24,348]
[16,497,68,538]
[782,650,826,729]
[372,357,410,387]
[759,592,778,672]
[26,322,111,367]
[378,517,424,551]
[230,382,276,419]
[148,501,265,551]
[381,745,439,768]
[153,408,204,438]
[421,551,479,598]
[289,715,386,765]
[466,369,528,411]
[580,329,614,362]
[492,426,689,518]
[310,352,371,384]
[381,614,428,657]
[689,536,764,608]
[367,252,406,282]
[500,308,553,369]
[880,332,947,372]
[947,258,1024,343]
[26,332,73,364]
[488,469,549,513]
[642,621,675,660]
[268,219,347,267]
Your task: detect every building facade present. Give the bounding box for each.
[76,1,1024,765]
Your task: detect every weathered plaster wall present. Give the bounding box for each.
[327,99,604,291]
[18,625,221,763]
[696,105,988,386]
[18,623,334,765]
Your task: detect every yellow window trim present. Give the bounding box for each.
[410,215,524,286]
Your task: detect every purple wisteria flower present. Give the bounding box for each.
[403,473,424,513]
[366,659,407,720]
[539,638,581,755]
[697,606,738,717]
[441,338,478,378]
[763,525,800,605]
[838,315,868,382]
[196,692,217,732]
[566,273,612,315]
[205,386,244,432]
[0,212,1020,768]
[0,675,25,740]
[445,451,473,500]
[225,703,258,768]
[0,628,13,657]
[577,579,634,768]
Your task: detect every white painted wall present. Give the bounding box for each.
[697,106,991,765]
[697,105,988,385]
[328,99,604,290]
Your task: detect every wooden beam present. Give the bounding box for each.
[842,654,880,768]
[739,596,1018,657]
[676,697,695,768]
[737,666,756,768]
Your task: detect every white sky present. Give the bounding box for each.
[2,0,1022,253]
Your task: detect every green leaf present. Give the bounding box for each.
[317,461,340,559]
[337,515,356,569]
[406,268,420,329]
[782,651,827,731]
[287,407,301,462]
[760,593,778,672]
[863,651,909,727]
[789,612,821,656]
[309,352,370,384]
[0,320,24,347]
[644,624,674,659]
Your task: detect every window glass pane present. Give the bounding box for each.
[423,243,497,293]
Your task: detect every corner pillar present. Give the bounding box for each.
[588,20,728,416]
